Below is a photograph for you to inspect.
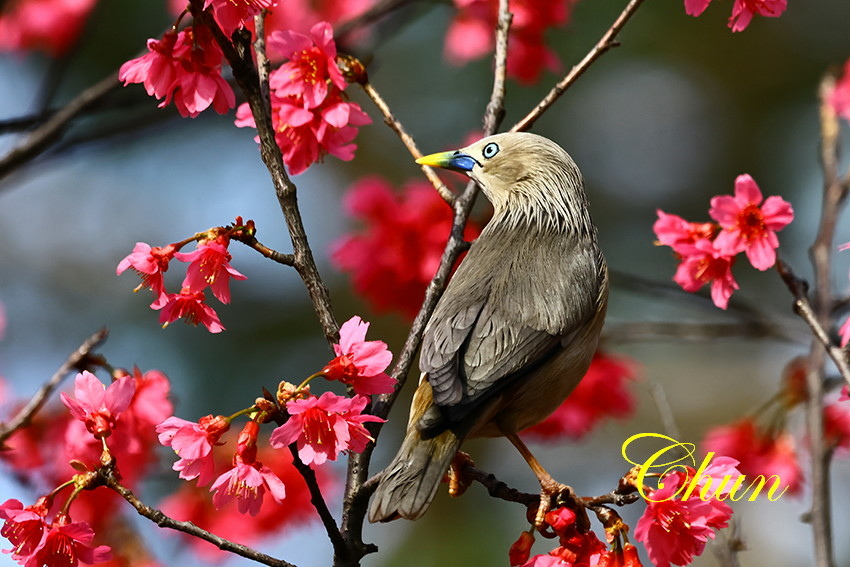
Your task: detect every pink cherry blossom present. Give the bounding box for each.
[673,238,739,310]
[322,316,396,395]
[119,367,174,432]
[157,415,231,486]
[0,0,98,56]
[175,240,247,304]
[204,0,277,36]
[268,22,347,108]
[269,392,383,465]
[210,421,286,516]
[28,514,112,567]
[120,26,235,118]
[234,21,371,175]
[210,460,287,516]
[60,372,136,440]
[116,242,178,308]
[653,211,719,256]
[683,0,786,31]
[635,470,733,567]
[830,59,850,123]
[709,174,794,271]
[728,0,787,32]
[119,32,179,101]
[156,288,225,333]
[0,498,48,563]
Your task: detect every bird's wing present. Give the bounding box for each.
[419,226,604,428]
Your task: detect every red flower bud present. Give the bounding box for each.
[508,531,534,566]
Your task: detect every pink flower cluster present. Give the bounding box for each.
[0,499,111,567]
[684,0,787,31]
[157,316,389,515]
[0,368,172,565]
[635,458,739,567]
[60,371,135,440]
[510,507,607,566]
[117,227,248,333]
[332,176,483,318]
[444,0,577,84]
[235,21,371,175]
[523,350,636,441]
[202,0,278,36]
[119,25,235,119]
[654,174,794,309]
[322,316,396,396]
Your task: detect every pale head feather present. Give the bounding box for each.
[458,132,592,234]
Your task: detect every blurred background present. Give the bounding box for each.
[1,0,850,565]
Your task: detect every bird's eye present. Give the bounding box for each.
[482,142,499,160]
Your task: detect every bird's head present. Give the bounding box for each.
[416,132,590,232]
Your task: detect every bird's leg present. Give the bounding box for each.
[504,431,571,528]
[445,451,475,497]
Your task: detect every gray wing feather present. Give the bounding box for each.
[420,224,602,426]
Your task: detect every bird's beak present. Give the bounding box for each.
[416,150,477,173]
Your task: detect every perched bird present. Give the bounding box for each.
[368,132,608,524]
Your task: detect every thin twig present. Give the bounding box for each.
[233,233,295,266]
[776,260,850,389]
[98,467,297,567]
[511,0,646,133]
[0,73,120,183]
[0,328,108,445]
[358,80,455,204]
[483,0,511,136]
[463,464,640,510]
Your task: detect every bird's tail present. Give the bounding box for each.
[368,426,461,522]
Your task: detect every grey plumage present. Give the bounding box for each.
[369,132,608,523]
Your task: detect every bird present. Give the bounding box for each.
[368,132,608,525]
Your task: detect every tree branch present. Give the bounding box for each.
[0,328,108,445]
[511,0,646,133]
[356,77,455,204]
[776,261,850,389]
[98,467,297,567]
[0,73,119,184]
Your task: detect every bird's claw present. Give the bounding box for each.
[446,451,475,498]
[533,479,574,529]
